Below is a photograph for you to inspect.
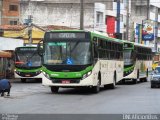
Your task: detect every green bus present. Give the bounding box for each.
[123,41,153,83]
[38,30,124,93]
[14,46,42,82]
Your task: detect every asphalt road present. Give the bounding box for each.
[0,79,160,114]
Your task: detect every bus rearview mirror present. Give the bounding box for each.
[37,40,43,56]
[93,41,98,47]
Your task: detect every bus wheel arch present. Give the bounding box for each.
[21,78,26,83]
[132,69,139,84]
[98,71,101,85]
[137,69,139,79]
[92,71,101,93]
[109,71,116,89]
[144,68,149,82]
[146,68,149,77]
[51,86,59,93]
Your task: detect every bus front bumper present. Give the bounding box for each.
[42,74,95,87]
[14,72,43,79]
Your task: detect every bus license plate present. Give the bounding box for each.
[62,80,70,84]
[25,74,30,77]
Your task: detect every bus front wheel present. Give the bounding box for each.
[151,84,155,88]
[21,78,26,83]
[132,79,137,84]
[144,69,149,82]
[51,86,59,93]
[109,73,116,89]
[92,80,100,93]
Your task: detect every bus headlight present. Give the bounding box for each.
[36,71,41,74]
[15,70,20,74]
[42,71,46,76]
[82,71,92,79]
[46,74,50,79]
[43,72,50,79]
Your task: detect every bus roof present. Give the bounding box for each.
[46,30,124,43]
[15,46,37,49]
[44,30,152,49]
[134,42,152,49]
[49,29,85,32]
[90,31,124,43]
[0,51,11,58]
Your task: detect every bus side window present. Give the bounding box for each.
[93,37,98,59]
[106,41,109,59]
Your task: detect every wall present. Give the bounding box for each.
[94,3,106,32]
[20,2,95,30]
[2,0,20,25]
[0,1,2,24]
[150,0,160,8]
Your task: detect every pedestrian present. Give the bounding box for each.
[0,79,11,97]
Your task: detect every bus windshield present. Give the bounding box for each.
[123,50,134,66]
[15,48,42,68]
[44,41,92,65]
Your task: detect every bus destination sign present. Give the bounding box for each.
[47,33,86,39]
[18,48,37,51]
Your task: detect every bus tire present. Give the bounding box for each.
[122,79,125,84]
[21,78,26,83]
[51,86,59,93]
[36,78,42,83]
[92,80,100,93]
[144,69,148,82]
[109,72,116,89]
[133,70,139,84]
[92,73,101,93]
[132,79,137,84]
[151,84,155,88]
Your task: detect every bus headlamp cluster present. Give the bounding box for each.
[15,70,21,74]
[82,71,92,79]
[43,72,50,79]
[36,71,41,74]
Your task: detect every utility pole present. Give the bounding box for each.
[147,0,150,20]
[0,0,3,25]
[28,15,32,44]
[155,7,158,52]
[125,0,130,40]
[28,0,32,45]
[116,0,121,39]
[80,0,84,30]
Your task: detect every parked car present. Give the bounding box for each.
[151,66,160,88]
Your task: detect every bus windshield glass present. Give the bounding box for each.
[123,50,134,66]
[15,47,42,68]
[44,41,91,65]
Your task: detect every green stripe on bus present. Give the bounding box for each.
[43,66,93,79]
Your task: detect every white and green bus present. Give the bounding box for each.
[38,30,124,93]
[123,42,153,83]
[14,46,42,82]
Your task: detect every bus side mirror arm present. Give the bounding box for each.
[93,41,98,47]
[37,39,43,57]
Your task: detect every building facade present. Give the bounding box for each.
[20,0,99,31]
[1,0,20,25]
[130,0,160,52]
[20,0,128,39]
